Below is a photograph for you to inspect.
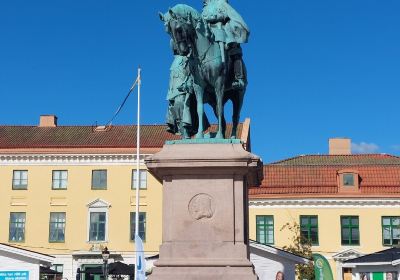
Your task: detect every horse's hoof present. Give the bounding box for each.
[216,132,224,139]
[195,133,204,139]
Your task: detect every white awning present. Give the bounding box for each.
[0,243,54,266]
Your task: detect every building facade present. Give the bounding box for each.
[248,139,400,280]
[0,115,250,279]
[5,116,399,280]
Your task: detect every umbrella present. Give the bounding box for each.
[108,261,135,276]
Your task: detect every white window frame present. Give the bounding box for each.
[86,199,111,243]
[49,212,66,243]
[132,169,147,189]
[12,170,28,190]
[52,170,68,190]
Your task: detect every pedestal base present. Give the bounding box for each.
[145,143,262,280]
[149,266,258,280]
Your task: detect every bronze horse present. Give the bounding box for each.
[160,4,247,139]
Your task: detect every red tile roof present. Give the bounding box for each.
[0,124,243,150]
[249,154,400,198]
[271,154,400,165]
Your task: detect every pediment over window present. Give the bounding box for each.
[332,248,363,262]
[87,198,111,208]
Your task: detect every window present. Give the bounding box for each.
[87,199,110,243]
[341,216,359,245]
[132,170,147,189]
[50,264,63,280]
[52,170,68,189]
[338,170,360,193]
[300,215,319,245]
[89,212,106,241]
[382,217,400,246]
[131,212,146,241]
[12,170,28,190]
[256,215,274,245]
[49,213,66,243]
[343,173,355,186]
[9,212,26,242]
[92,170,107,189]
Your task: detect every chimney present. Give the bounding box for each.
[39,115,58,127]
[329,138,351,155]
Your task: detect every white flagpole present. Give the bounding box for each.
[135,67,141,279]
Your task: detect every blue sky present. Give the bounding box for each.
[0,0,399,162]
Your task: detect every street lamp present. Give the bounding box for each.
[102,247,110,280]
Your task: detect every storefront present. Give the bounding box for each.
[344,248,400,280]
[0,243,55,280]
[72,250,135,280]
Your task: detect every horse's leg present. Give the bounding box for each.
[231,89,245,139]
[194,84,205,139]
[216,108,227,137]
[215,78,225,139]
[211,100,226,137]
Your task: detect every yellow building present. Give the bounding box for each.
[0,115,251,279]
[248,138,400,280]
[6,116,398,280]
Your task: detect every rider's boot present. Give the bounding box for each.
[178,121,190,140]
[228,44,246,90]
[182,127,190,139]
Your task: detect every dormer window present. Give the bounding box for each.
[337,170,360,193]
[343,173,355,186]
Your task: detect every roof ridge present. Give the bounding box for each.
[249,239,312,260]
[267,154,400,166]
[0,123,245,150]
[269,155,305,164]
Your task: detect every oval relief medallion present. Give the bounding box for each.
[188,193,215,220]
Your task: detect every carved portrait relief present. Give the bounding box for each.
[188,193,215,220]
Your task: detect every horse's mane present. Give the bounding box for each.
[170,4,201,23]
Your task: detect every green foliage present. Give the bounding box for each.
[280,222,315,280]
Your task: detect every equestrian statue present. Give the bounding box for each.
[161,0,249,139]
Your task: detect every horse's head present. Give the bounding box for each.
[159,5,200,56]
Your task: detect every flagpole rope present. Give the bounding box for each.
[105,77,139,127]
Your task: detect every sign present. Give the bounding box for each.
[0,271,29,280]
[313,254,334,280]
[135,235,146,280]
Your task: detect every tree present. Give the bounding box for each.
[280,222,315,280]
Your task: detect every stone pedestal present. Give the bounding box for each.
[145,142,263,280]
